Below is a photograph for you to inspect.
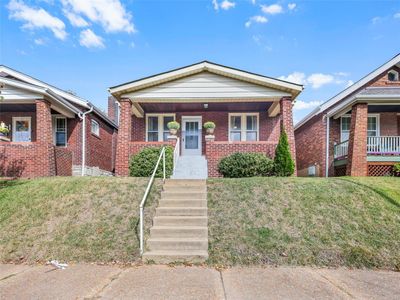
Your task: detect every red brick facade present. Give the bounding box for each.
[115,99,133,176]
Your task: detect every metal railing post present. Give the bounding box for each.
[139,206,144,254]
[163,149,166,182]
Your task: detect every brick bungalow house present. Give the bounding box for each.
[295,53,400,177]
[0,66,118,178]
[108,61,302,177]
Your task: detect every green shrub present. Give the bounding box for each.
[394,163,400,176]
[217,152,274,178]
[129,146,173,178]
[274,127,295,176]
[203,121,216,129]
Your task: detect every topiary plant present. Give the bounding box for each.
[274,126,295,176]
[167,121,180,130]
[217,152,274,178]
[203,121,216,129]
[0,122,9,135]
[129,146,173,177]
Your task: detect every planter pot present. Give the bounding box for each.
[169,128,178,135]
[206,128,215,135]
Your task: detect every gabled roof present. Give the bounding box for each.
[295,53,400,130]
[0,65,118,129]
[108,60,304,99]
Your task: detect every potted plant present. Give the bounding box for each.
[0,122,9,137]
[204,121,216,135]
[167,121,180,135]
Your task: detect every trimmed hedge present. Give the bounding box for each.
[217,152,274,178]
[129,146,173,178]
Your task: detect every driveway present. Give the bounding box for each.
[0,264,398,299]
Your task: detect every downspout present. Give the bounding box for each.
[78,106,94,176]
[325,114,330,178]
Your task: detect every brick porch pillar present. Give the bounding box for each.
[280,97,297,175]
[346,103,368,176]
[115,98,132,176]
[35,99,55,176]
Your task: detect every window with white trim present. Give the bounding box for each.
[12,117,31,142]
[229,113,259,142]
[340,115,351,142]
[388,70,399,81]
[367,116,379,137]
[91,119,100,136]
[146,114,175,142]
[53,117,67,146]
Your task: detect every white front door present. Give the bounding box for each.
[182,116,202,156]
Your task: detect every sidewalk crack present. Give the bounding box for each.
[219,270,228,300]
[86,269,125,299]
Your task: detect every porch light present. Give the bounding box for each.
[203,103,208,109]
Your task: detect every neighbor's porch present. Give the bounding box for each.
[332,101,400,176]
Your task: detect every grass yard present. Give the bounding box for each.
[0,177,162,264]
[207,177,400,270]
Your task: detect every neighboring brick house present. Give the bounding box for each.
[108,61,302,177]
[295,53,400,177]
[0,66,118,178]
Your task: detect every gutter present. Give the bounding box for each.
[78,106,94,176]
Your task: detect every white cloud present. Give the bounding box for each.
[63,9,89,27]
[293,100,322,111]
[261,4,283,15]
[8,0,67,40]
[307,73,334,89]
[130,41,135,48]
[212,0,219,10]
[280,71,351,89]
[394,12,400,19]
[220,0,235,10]
[279,72,306,85]
[62,0,135,33]
[250,0,256,4]
[79,29,104,48]
[34,38,45,45]
[346,80,354,87]
[371,16,381,24]
[288,3,296,10]
[245,15,268,27]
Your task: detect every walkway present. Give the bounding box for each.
[1,264,399,299]
[172,155,208,179]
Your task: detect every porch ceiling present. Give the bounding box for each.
[0,103,36,112]
[139,101,273,113]
[368,105,400,113]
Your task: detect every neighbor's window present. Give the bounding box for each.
[367,116,379,137]
[340,115,351,142]
[54,117,67,146]
[12,117,31,142]
[229,113,259,142]
[91,119,100,136]
[146,114,175,142]
[388,70,399,81]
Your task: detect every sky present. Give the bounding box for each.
[1,0,400,124]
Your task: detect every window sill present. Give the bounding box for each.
[91,133,101,139]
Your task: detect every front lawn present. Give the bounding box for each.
[0,177,161,264]
[207,177,400,270]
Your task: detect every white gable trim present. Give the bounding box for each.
[109,61,303,99]
[295,53,400,130]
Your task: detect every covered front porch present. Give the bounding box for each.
[331,91,400,176]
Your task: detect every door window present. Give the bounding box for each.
[12,117,31,142]
[185,121,199,149]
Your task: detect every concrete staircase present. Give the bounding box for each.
[143,179,208,263]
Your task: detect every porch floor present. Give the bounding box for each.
[172,156,208,179]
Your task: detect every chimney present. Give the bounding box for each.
[108,96,119,124]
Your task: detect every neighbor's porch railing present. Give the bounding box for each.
[334,140,349,159]
[139,147,166,255]
[367,136,400,155]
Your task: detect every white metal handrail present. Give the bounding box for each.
[173,138,180,172]
[139,147,166,255]
[367,136,400,154]
[334,140,349,159]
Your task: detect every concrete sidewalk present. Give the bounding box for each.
[0,264,399,300]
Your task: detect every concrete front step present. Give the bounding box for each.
[147,238,208,250]
[156,207,207,216]
[142,250,208,264]
[158,199,207,208]
[161,191,207,200]
[164,179,206,187]
[163,185,206,193]
[150,226,208,238]
[153,216,208,226]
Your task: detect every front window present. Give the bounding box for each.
[229,113,259,142]
[91,119,100,136]
[367,116,378,137]
[340,116,351,142]
[12,117,31,142]
[146,114,175,142]
[54,117,67,146]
